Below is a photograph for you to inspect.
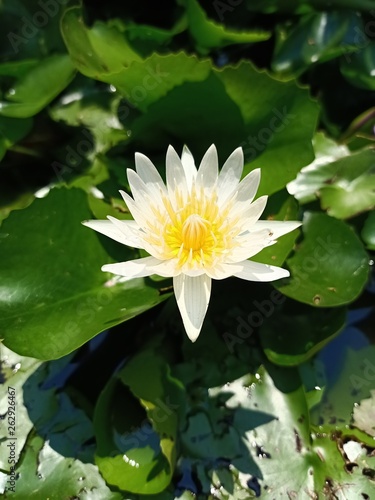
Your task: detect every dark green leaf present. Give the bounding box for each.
[260,306,346,366]
[341,42,375,90]
[362,211,375,250]
[272,11,362,76]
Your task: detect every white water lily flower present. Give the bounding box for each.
[83,145,301,342]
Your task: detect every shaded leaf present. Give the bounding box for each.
[362,211,375,250]
[260,306,346,366]
[94,350,184,494]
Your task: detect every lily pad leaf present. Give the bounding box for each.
[0,115,33,161]
[362,211,375,250]
[0,345,42,471]
[272,11,363,77]
[275,212,369,306]
[94,350,184,494]
[61,6,141,78]
[0,435,121,499]
[0,55,75,118]
[132,60,318,195]
[312,344,375,428]
[186,0,270,54]
[0,188,170,360]
[260,305,347,366]
[341,42,375,90]
[252,192,300,267]
[287,131,350,204]
[289,138,375,218]
[353,389,375,437]
[50,86,128,153]
[216,62,319,195]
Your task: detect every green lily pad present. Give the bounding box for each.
[61,7,141,78]
[276,212,369,306]
[186,0,270,54]
[362,211,375,250]
[0,188,170,360]
[289,140,375,219]
[216,62,319,195]
[252,192,301,267]
[341,42,375,90]
[0,345,41,471]
[287,131,350,204]
[0,434,120,499]
[353,390,375,437]
[131,60,318,194]
[0,55,75,118]
[318,149,375,219]
[272,11,362,76]
[94,350,184,494]
[0,115,33,161]
[50,86,128,153]
[0,343,122,499]
[226,364,375,497]
[61,8,212,112]
[260,306,347,366]
[311,345,375,428]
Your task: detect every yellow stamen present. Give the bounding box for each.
[182,214,208,251]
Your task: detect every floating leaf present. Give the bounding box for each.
[362,211,375,250]
[94,350,184,494]
[186,0,270,54]
[253,192,301,267]
[341,42,375,90]
[287,131,350,203]
[276,212,369,306]
[272,11,362,77]
[353,389,375,437]
[0,55,75,118]
[260,306,346,366]
[0,188,170,360]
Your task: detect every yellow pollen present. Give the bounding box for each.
[182,214,208,251]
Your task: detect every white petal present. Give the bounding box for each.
[205,262,244,280]
[134,152,167,195]
[127,169,160,209]
[102,256,160,277]
[102,256,180,278]
[254,220,302,239]
[181,145,197,190]
[227,228,275,263]
[233,260,290,282]
[233,195,268,229]
[196,144,218,189]
[217,147,243,204]
[119,190,151,229]
[173,274,211,342]
[82,219,144,249]
[234,168,261,205]
[166,145,189,200]
[106,217,145,248]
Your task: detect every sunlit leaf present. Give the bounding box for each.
[0,188,170,360]
[0,55,75,118]
[275,212,369,306]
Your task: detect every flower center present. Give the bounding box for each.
[181,214,208,251]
